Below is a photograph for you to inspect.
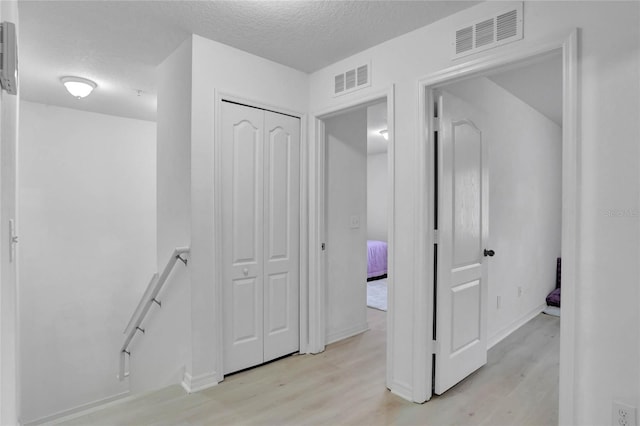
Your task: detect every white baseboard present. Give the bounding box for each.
[25,390,131,425]
[325,322,369,345]
[388,379,414,402]
[181,371,219,394]
[488,303,546,349]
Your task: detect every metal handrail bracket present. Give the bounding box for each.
[118,246,190,380]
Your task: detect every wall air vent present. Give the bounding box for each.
[333,62,371,97]
[453,3,523,59]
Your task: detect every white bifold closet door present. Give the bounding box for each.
[221,101,300,375]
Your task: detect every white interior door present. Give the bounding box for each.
[222,102,300,375]
[435,89,489,394]
[263,111,300,362]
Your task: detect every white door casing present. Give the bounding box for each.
[435,89,489,394]
[221,101,300,375]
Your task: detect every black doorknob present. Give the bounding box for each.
[484,249,495,257]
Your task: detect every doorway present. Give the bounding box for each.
[322,99,390,345]
[432,52,563,397]
[308,88,395,385]
[417,32,577,419]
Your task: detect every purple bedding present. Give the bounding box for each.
[367,240,388,279]
[546,288,561,307]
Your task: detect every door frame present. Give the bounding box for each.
[212,91,308,379]
[308,86,395,384]
[415,30,579,421]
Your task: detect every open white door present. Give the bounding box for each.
[434,89,490,394]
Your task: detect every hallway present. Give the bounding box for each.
[55,309,559,426]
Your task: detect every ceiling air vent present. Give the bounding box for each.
[333,62,371,97]
[452,2,523,59]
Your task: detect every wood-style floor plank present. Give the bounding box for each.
[54,309,559,426]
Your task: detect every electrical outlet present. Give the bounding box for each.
[613,401,637,426]
[349,215,360,229]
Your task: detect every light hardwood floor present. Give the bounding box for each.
[55,309,559,426]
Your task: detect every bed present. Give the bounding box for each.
[367,240,388,280]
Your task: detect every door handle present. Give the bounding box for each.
[483,249,495,257]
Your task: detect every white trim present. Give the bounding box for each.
[388,380,413,402]
[181,371,219,394]
[487,303,546,349]
[308,86,396,382]
[417,30,579,418]
[325,322,369,345]
[558,29,579,426]
[212,90,308,378]
[307,113,326,354]
[25,391,130,426]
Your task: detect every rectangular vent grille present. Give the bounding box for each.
[356,65,368,86]
[345,69,356,90]
[456,26,473,54]
[453,3,523,59]
[334,74,345,94]
[333,62,371,96]
[497,10,518,41]
[475,19,494,48]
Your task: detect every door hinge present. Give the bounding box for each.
[432,340,439,355]
[321,243,326,251]
[433,229,439,244]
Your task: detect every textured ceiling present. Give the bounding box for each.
[18,1,478,121]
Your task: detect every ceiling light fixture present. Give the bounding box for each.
[61,76,97,99]
[379,129,389,140]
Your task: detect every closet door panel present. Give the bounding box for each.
[222,102,265,374]
[263,111,300,362]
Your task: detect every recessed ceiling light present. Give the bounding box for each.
[61,76,97,99]
[379,129,389,140]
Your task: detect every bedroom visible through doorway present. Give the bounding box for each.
[323,98,389,346]
[365,101,389,312]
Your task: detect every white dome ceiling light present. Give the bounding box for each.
[61,76,97,99]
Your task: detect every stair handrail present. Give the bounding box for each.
[118,246,190,380]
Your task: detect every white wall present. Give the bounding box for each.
[190,34,309,385]
[130,36,192,396]
[309,1,639,422]
[444,76,562,346]
[325,108,368,343]
[0,2,19,424]
[152,34,309,389]
[367,153,388,242]
[18,102,156,423]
